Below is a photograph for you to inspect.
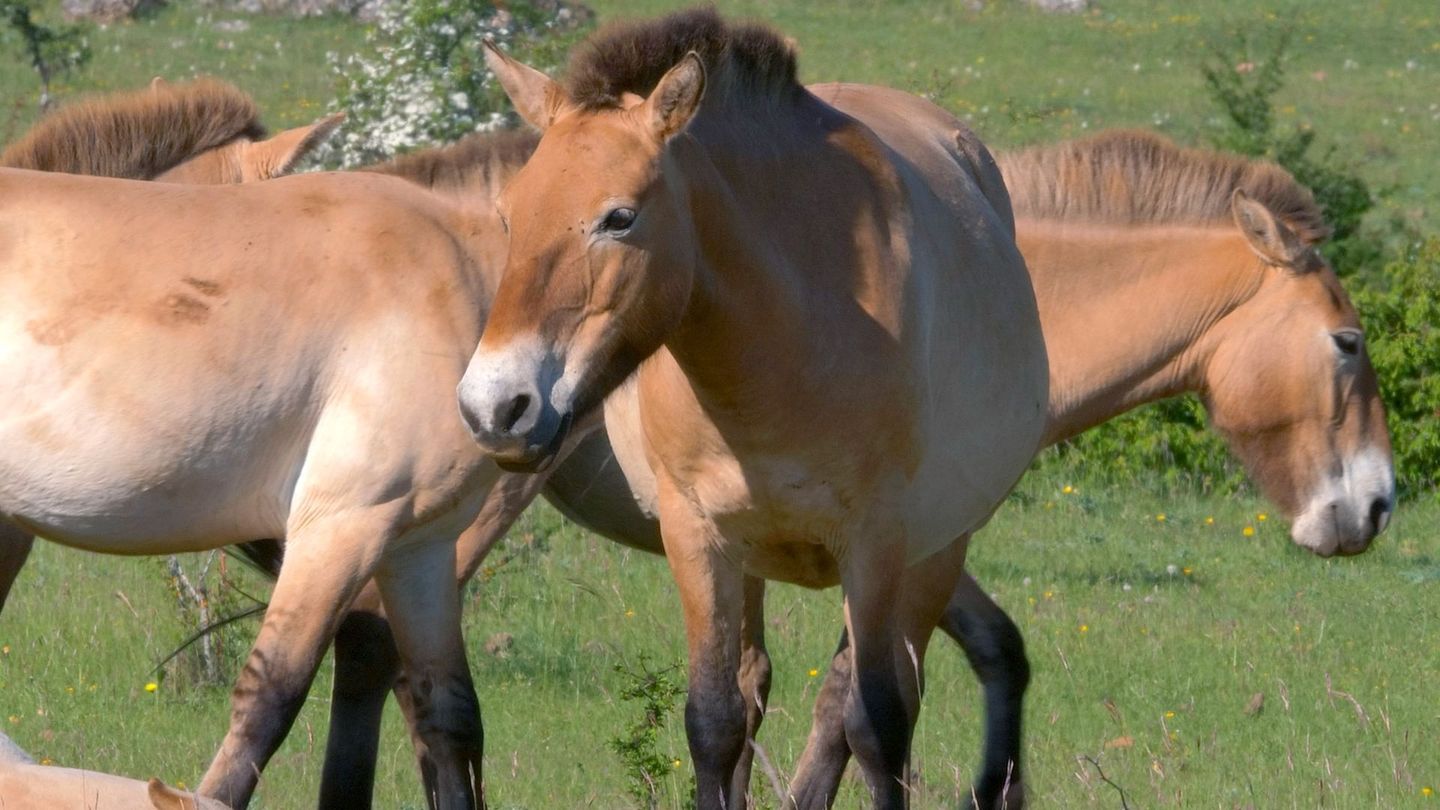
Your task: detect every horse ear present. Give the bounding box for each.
[483,39,570,131]
[147,778,199,810]
[1231,189,1310,270]
[240,112,345,180]
[644,52,706,142]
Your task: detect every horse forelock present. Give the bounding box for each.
[996,130,1332,245]
[0,78,265,179]
[562,6,800,111]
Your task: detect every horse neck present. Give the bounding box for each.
[1023,219,1264,445]
[663,99,867,395]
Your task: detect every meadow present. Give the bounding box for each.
[1,1,1438,808]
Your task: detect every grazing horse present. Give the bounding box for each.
[0,77,343,185]
[0,150,518,805]
[459,10,1049,810]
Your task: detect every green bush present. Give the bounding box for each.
[1352,240,1440,499]
[1199,25,1382,276]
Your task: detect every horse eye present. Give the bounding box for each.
[1332,330,1362,356]
[601,207,636,233]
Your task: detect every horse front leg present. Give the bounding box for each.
[198,514,384,808]
[375,538,484,810]
[939,572,1028,810]
[660,503,748,810]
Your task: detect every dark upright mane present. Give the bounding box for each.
[361,128,539,193]
[996,130,1331,244]
[1,79,265,179]
[563,6,800,110]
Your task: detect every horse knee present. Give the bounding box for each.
[684,684,747,773]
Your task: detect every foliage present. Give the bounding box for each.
[1352,240,1440,499]
[0,0,91,111]
[1038,397,1243,496]
[607,656,689,810]
[321,0,589,167]
[1199,25,1381,274]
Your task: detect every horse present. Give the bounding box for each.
[0,731,232,810]
[459,10,1050,809]
[0,77,342,185]
[0,135,521,807]
[0,77,342,613]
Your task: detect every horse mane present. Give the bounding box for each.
[996,130,1331,244]
[0,78,265,179]
[563,6,800,110]
[361,128,540,194]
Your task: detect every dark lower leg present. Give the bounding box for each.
[787,630,853,810]
[729,576,772,809]
[319,587,402,810]
[0,526,35,612]
[938,573,1028,809]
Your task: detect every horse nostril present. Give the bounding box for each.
[1369,497,1392,535]
[498,393,532,434]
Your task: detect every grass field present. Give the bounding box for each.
[2,0,1439,808]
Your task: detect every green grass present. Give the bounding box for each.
[2,1,1439,807]
[3,471,1438,808]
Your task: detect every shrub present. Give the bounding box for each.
[0,0,91,112]
[1199,25,1385,276]
[320,0,589,168]
[1352,240,1440,499]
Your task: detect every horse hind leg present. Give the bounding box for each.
[839,533,971,810]
[787,628,854,809]
[939,572,1028,810]
[0,523,35,612]
[318,582,402,810]
[729,575,773,809]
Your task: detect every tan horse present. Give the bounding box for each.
[0,731,231,810]
[0,145,520,807]
[0,78,343,612]
[0,77,342,184]
[460,10,1049,810]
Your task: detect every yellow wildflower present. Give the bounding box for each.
[1257,513,1268,522]
[1242,526,1255,537]
[1155,514,1166,523]
[1,645,8,655]
[1044,590,1054,599]
[39,757,52,766]
[1182,567,1193,576]
[5,715,16,725]
[1421,786,1433,797]
[672,758,683,769]
[145,682,158,693]
[1204,516,1214,526]
[1061,485,1074,495]
[624,609,635,618]
[808,668,819,678]
[1164,711,1175,718]
[1079,625,1089,634]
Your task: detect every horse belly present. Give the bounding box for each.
[0,330,305,552]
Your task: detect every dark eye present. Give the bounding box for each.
[600,207,636,233]
[1332,330,1362,356]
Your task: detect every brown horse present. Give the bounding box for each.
[0,126,523,808]
[223,121,1394,806]
[460,10,1049,810]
